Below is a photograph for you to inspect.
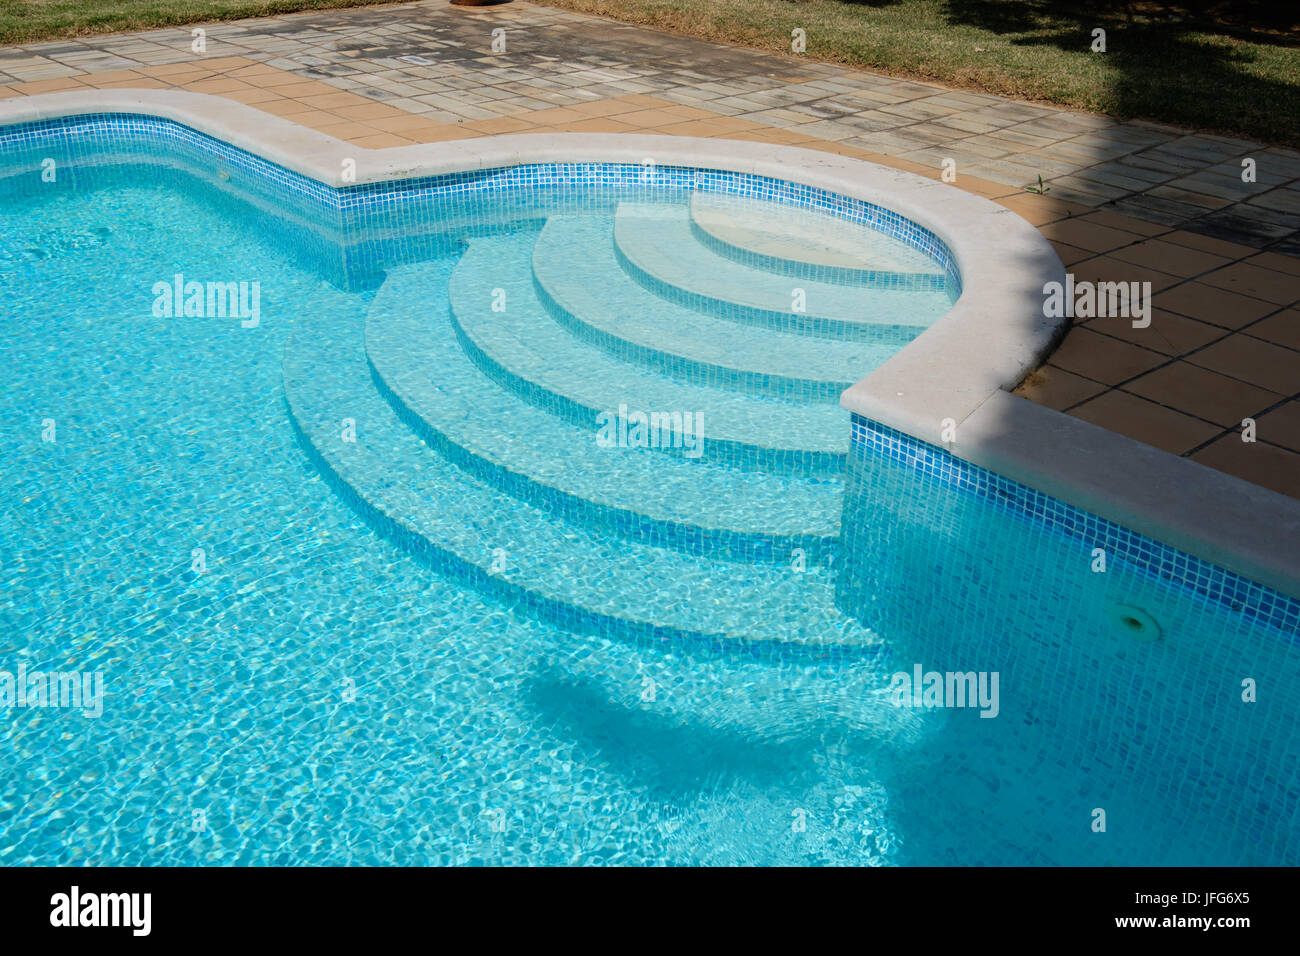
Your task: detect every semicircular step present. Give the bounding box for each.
[366,261,842,565]
[688,191,950,285]
[448,231,847,476]
[613,202,951,341]
[531,214,901,403]
[283,290,880,661]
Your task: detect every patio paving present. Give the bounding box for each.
[1,0,1297,499]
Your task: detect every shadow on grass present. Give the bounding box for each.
[944,0,1300,142]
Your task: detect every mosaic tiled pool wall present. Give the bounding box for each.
[839,416,1300,864]
[0,113,962,297]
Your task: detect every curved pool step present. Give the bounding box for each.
[688,191,949,285]
[448,231,848,476]
[283,297,879,660]
[531,215,899,403]
[614,202,947,342]
[365,262,842,565]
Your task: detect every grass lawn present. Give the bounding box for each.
[2,0,1297,145]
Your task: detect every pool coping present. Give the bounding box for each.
[3,88,1299,601]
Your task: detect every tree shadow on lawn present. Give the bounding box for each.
[943,0,1300,145]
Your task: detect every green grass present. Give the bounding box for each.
[0,0,393,45]
[532,0,1300,145]
[1,0,1297,144]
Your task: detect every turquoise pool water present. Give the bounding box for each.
[0,118,1296,866]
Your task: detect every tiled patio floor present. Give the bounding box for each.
[2,1,1297,498]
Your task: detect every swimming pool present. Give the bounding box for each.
[1,106,1297,866]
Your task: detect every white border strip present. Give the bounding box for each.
[3,89,1298,599]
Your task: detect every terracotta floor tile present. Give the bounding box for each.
[1199,261,1300,305]
[556,117,642,133]
[1246,251,1300,278]
[1162,230,1260,259]
[12,77,87,94]
[993,193,1088,224]
[94,78,171,90]
[1122,360,1279,427]
[1156,281,1278,328]
[273,80,340,98]
[1013,365,1107,410]
[657,117,761,136]
[350,132,416,149]
[617,108,693,128]
[141,63,209,79]
[567,99,640,117]
[1050,241,1092,266]
[275,109,349,130]
[517,106,590,125]
[330,103,408,122]
[1039,217,1142,254]
[1117,238,1231,278]
[183,77,253,95]
[1069,389,1222,455]
[1256,401,1300,453]
[1069,255,1181,293]
[1084,309,1228,356]
[78,69,145,85]
[367,114,456,135]
[1187,333,1300,395]
[954,175,1021,199]
[403,125,482,143]
[460,116,536,134]
[311,120,381,142]
[1191,435,1300,498]
[223,87,285,106]
[297,91,373,110]
[1246,308,1300,351]
[196,56,255,73]
[1075,210,1166,236]
[1046,327,1166,385]
[235,69,311,90]
[254,98,323,118]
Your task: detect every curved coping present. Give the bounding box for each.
[3,88,1299,601]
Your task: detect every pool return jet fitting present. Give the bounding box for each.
[1109,604,1161,642]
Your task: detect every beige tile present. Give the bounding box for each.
[1122,361,1279,427]
[995,194,1087,226]
[1069,389,1221,455]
